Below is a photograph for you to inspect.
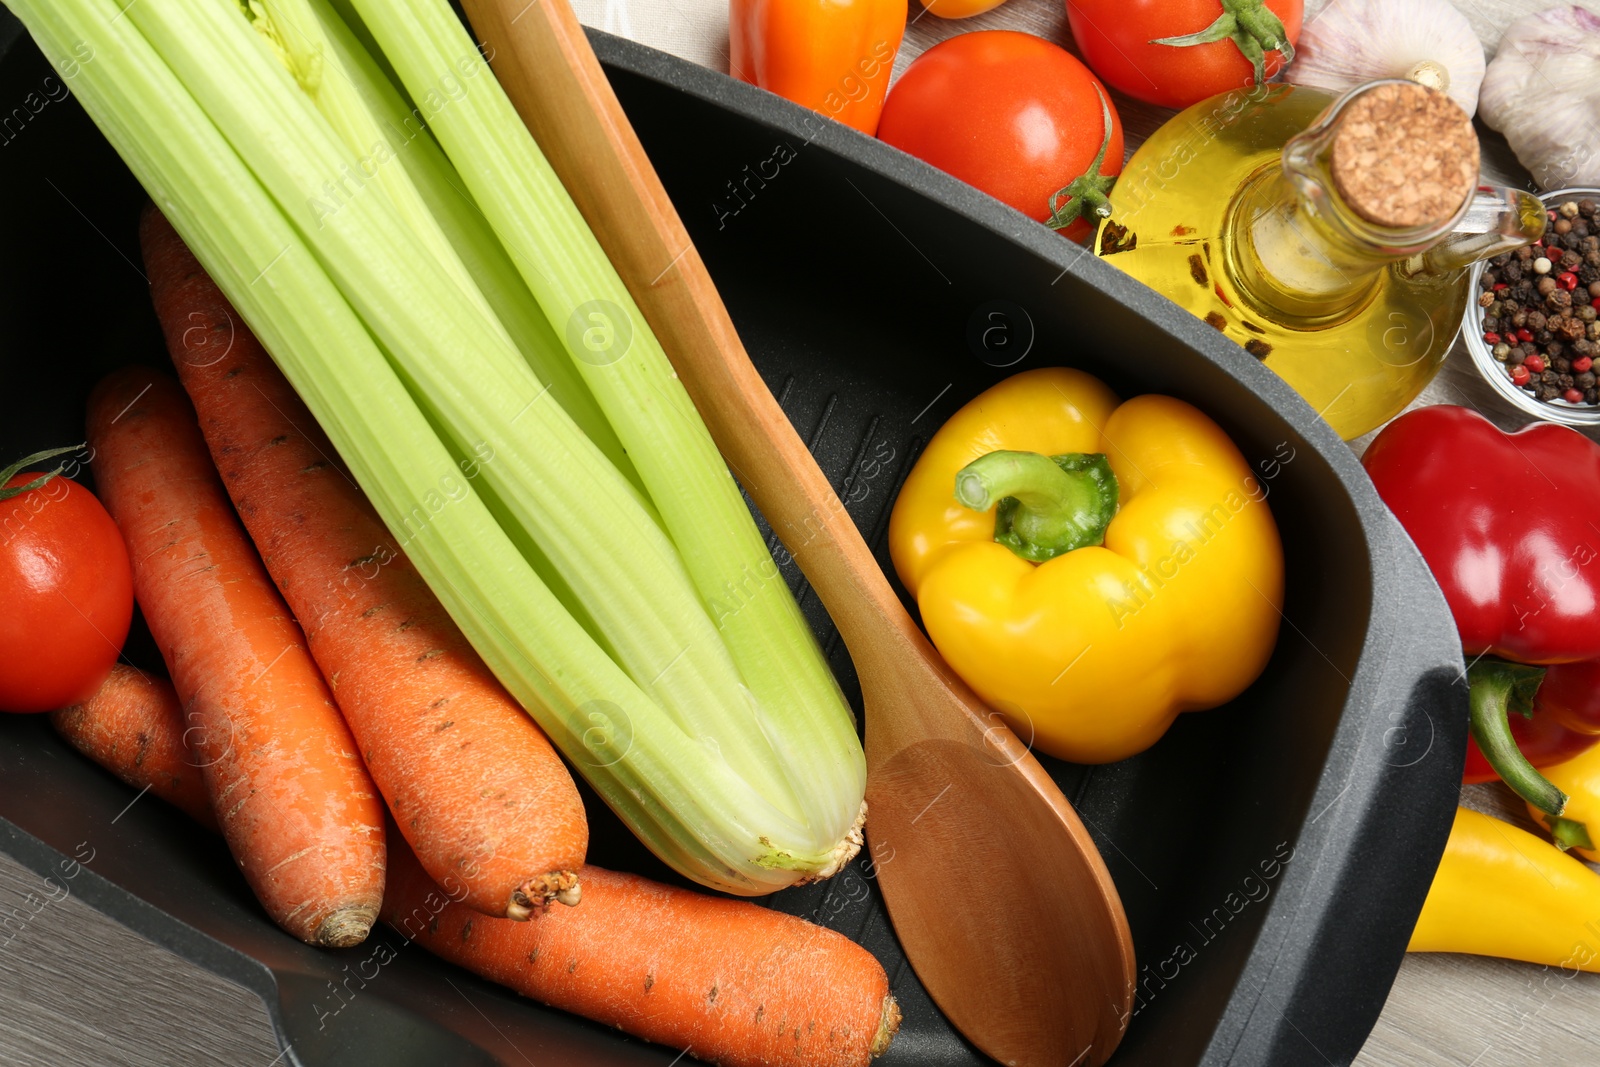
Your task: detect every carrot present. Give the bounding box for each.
[140,206,588,919]
[49,663,218,830]
[383,834,900,1067]
[87,367,385,947]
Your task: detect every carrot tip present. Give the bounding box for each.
[871,995,902,1058]
[316,904,377,948]
[506,870,582,920]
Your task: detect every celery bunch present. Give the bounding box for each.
[14,0,865,894]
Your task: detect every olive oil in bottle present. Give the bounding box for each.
[1099,80,1545,440]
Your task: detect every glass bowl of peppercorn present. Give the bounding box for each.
[1463,188,1600,426]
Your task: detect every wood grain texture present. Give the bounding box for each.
[0,850,280,1067]
[461,1,1135,1062]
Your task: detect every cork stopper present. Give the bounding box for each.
[1329,81,1478,230]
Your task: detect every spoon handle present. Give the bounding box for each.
[461,18,1138,1062]
[463,0,917,667]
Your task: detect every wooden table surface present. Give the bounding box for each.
[6,0,1599,1064]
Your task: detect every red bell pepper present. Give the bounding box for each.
[1463,660,1600,781]
[1364,406,1600,837]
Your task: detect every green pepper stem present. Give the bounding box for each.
[1468,659,1567,818]
[954,450,1119,563]
[1545,814,1595,852]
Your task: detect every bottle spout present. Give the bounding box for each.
[1279,79,1484,262]
[1422,187,1548,275]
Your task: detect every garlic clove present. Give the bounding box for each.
[1479,6,1600,192]
[1284,0,1485,117]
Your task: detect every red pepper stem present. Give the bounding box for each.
[1467,659,1567,818]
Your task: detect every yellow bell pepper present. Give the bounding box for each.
[1410,807,1600,973]
[888,367,1283,763]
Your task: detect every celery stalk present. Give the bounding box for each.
[13,0,831,892]
[239,0,632,647]
[347,0,868,847]
[11,0,866,892]
[240,0,493,326]
[291,0,649,501]
[129,0,802,814]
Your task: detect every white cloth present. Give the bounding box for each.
[570,0,732,71]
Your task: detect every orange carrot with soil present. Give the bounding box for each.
[50,664,217,830]
[87,367,384,948]
[141,207,588,919]
[383,835,899,1067]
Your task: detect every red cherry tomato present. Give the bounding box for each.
[0,469,133,712]
[876,31,1123,243]
[1066,0,1303,110]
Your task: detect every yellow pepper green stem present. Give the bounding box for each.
[955,450,1118,563]
[1546,815,1596,852]
[1468,659,1568,819]
[1410,807,1600,973]
[888,367,1284,765]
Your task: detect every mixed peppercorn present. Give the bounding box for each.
[1480,198,1600,406]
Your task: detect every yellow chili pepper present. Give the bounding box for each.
[1526,738,1600,859]
[1410,807,1600,973]
[888,367,1283,764]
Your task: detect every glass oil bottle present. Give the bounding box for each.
[1098,79,1546,440]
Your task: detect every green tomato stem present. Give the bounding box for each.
[1044,82,1118,233]
[0,443,83,502]
[1150,0,1295,86]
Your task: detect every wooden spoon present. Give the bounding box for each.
[464,3,1137,1062]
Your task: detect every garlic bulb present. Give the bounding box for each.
[1480,6,1600,191]
[1284,0,1485,117]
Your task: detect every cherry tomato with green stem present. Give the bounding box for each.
[0,447,133,713]
[1066,0,1303,110]
[876,31,1123,243]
